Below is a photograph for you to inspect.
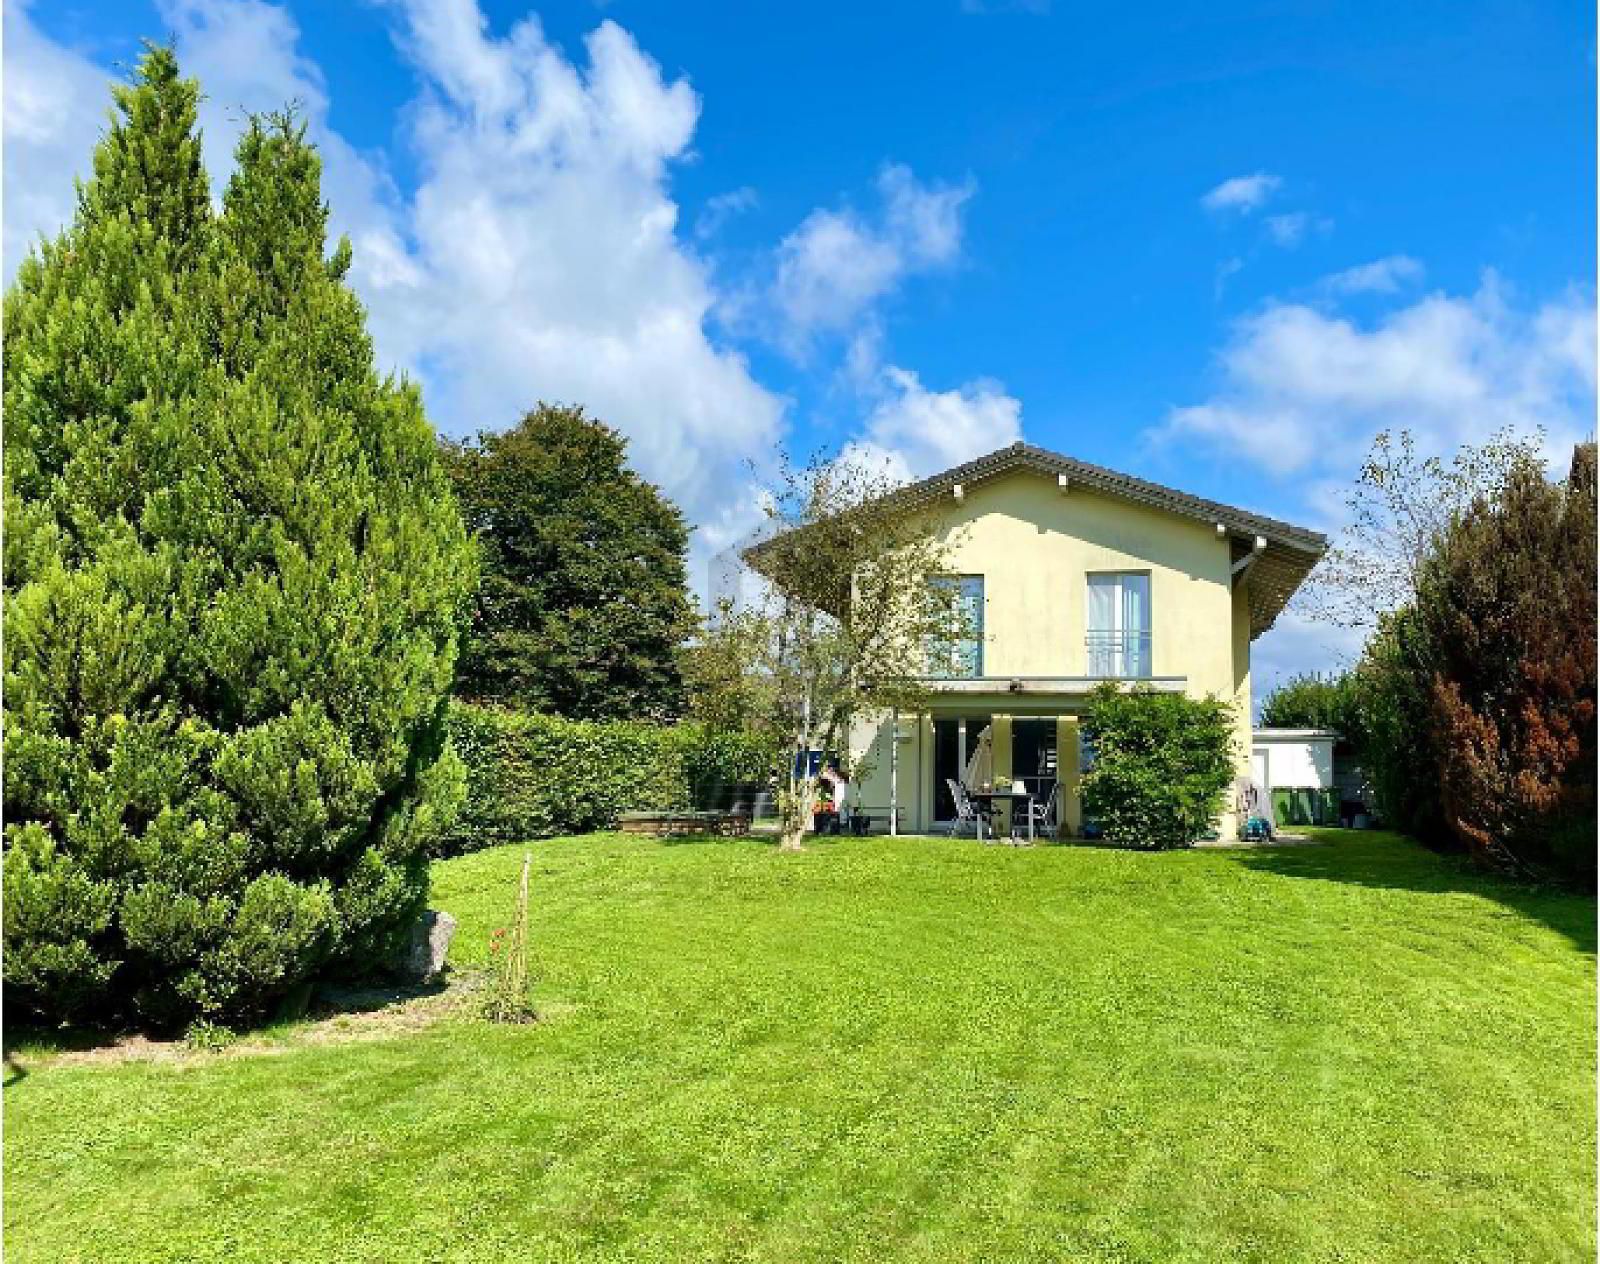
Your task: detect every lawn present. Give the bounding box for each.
[5,829,1594,1263]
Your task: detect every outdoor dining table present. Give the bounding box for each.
[967,788,1037,844]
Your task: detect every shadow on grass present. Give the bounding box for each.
[1231,829,1597,956]
[3,975,457,1074]
[306,977,450,1019]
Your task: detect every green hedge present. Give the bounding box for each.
[442,704,773,852]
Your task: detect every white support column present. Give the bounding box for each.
[889,708,899,836]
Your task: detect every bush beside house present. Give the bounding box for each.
[443,704,773,851]
[1081,685,1236,849]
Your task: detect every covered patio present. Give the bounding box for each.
[849,677,1188,839]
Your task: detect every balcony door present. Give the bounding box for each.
[1087,572,1151,678]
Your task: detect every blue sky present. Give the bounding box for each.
[6,0,1595,693]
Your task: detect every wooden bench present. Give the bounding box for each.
[618,810,751,838]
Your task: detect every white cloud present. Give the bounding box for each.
[1173,264,1593,691]
[1214,255,1244,298]
[372,4,786,526]
[774,163,972,346]
[2,1,110,280]
[1158,275,1596,479]
[695,186,757,239]
[841,365,1022,483]
[5,0,1017,602]
[1320,254,1425,295]
[1200,172,1281,213]
[1264,212,1309,247]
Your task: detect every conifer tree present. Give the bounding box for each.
[1419,444,1597,885]
[3,49,475,1028]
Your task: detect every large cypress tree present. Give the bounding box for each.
[443,405,693,721]
[3,49,475,1028]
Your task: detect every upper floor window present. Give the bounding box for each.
[927,576,984,678]
[1086,572,1151,678]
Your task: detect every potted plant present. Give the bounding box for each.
[812,782,838,835]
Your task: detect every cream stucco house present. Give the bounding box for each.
[841,443,1327,839]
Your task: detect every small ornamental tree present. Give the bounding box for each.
[1416,443,1597,885]
[3,52,474,1029]
[1080,684,1236,849]
[1302,427,1546,632]
[442,405,694,721]
[708,453,967,851]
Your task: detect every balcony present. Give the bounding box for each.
[1086,630,1152,679]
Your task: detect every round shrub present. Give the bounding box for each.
[2,52,474,1028]
[1081,684,1237,849]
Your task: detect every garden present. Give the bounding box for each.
[4,44,1596,1264]
[6,828,1595,1263]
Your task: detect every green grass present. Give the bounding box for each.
[6,829,1594,1262]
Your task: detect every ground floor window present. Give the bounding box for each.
[1011,719,1059,804]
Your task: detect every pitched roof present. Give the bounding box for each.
[894,442,1328,639]
[748,441,1328,640]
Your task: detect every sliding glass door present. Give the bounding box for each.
[932,715,992,822]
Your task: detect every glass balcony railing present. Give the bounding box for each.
[1086,630,1152,679]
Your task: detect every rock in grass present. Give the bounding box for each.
[400,911,457,983]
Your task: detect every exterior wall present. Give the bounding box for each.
[932,470,1239,683]
[847,469,1254,837]
[1251,732,1337,790]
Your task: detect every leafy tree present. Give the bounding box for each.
[1304,427,1546,631]
[3,53,474,1029]
[708,454,966,851]
[1416,443,1596,884]
[680,609,770,733]
[442,405,693,721]
[1080,685,1237,849]
[1259,671,1362,738]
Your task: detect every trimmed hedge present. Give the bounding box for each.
[442,704,773,852]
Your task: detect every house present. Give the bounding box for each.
[839,442,1327,838]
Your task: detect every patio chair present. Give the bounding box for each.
[944,778,981,837]
[1020,781,1060,841]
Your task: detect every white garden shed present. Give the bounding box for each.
[1249,728,1338,793]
